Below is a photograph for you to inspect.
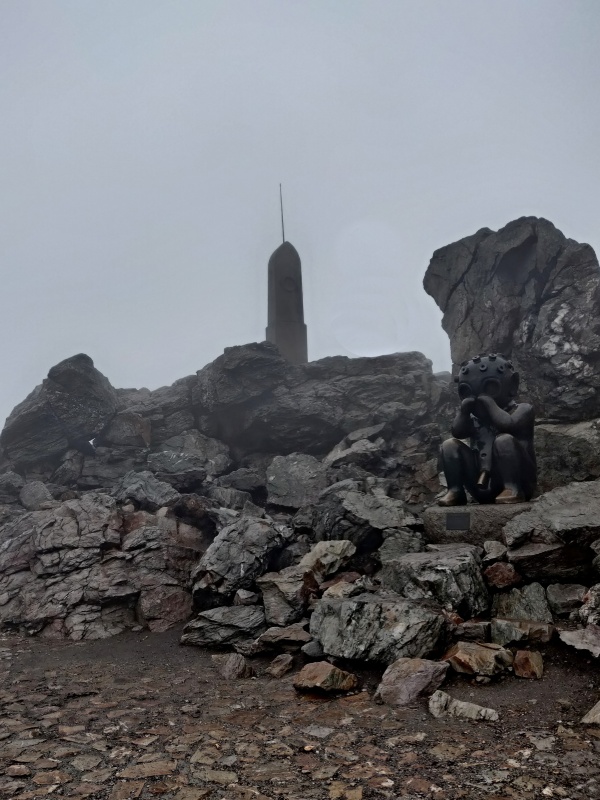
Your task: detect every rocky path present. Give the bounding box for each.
[1,632,600,800]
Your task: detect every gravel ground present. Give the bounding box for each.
[1,629,600,800]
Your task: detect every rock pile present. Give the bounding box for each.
[1,215,600,718]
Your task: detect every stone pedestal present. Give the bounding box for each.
[422,503,532,546]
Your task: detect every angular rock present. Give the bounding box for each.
[301,639,324,659]
[293,661,358,693]
[443,641,513,676]
[504,482,600,581]
[423,216,600,422]
[483,562,522,589]
[1,353,118,468]
[559,625,600,658]
[95,411,151,448]
[429,690,498,722]
[217,467,265,494]
[377,544,488,618]
[490,618,554,646]
[233,589,259,606]
[191,516,293,605]
[137,586,193,632]
[313,487,421,553]
[298,540,357,581]
[181,606,266,648]
[211,652,254,679]
[265,653,294,678]
[546,583,587,617]
[205,485,251,510]
[513,650,543,679]
[266,453,328,508]
[374,657,448,706]
[310,593,448,664]
[256,566,319,626]
[581,699,600,724]
[323,424,387,469]
[482,540,508,564]
[491,582,552,623]
[577,585,600,626]
[19,481,54,511]
[536,420,600,492]
[113,470,180,511]
[455,620,490,642]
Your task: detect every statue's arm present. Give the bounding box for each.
[450,398,476,439]
[477,397,534,434]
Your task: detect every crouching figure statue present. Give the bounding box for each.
[438,353,536,506]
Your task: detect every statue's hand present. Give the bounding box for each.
[476,394,498,410]
[460,397,476,414]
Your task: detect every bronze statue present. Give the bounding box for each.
[438,354,536,506]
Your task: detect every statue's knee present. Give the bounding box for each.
[494,433,515,451]
[441,437,461,457]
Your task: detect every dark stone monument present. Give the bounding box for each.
[438,353,537,506]
[266,241,308,364]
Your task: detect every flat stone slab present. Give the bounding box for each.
[422,503,532,546]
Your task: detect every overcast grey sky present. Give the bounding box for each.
[1,0,599,426]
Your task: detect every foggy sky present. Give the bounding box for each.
[1,0,599,427]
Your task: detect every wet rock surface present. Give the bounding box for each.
[2,630,599,800]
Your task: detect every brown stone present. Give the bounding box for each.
[513,650,544,679]
[6,764,31,776]
[484,562,522,589]
[117,761,177,779]
[443,641,513,676]
[211,653,254,679]
[32,770,71,785]
[293,661,358,693]
[374,657,448,706]
[110,781,145,799]
[265,653,294,678]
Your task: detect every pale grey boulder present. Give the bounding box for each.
[377,544,488,618]
[546,583,587,616]
[310,592,448,664]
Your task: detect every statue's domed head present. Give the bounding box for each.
[454,353,519,408]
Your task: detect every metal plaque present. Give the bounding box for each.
[446,512,470,531]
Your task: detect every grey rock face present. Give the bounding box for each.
[191,516,293,605]
[310,593,448,664]
[0,492,206,638]
[374,657,448,707]
[113,471,180,511]
[576,585,600,627]
[377,544,488,618]
[423,216,600,421]
[536,421,600,492]
[423,504,531,547]
[491,582,553,623]
[298,540,357,581]
[1,354,118,468]
[504,481,600,581]
[19,481,54,511]
[323,424,388,470]
[313,487,420,553]
[266,453,328,508]
[180,606,266,647]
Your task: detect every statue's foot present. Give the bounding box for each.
[495,488,525,504]
[438,489,467,507]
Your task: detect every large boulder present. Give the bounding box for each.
[0,354,118,469]
[424,217,600,422]
[266,453,328,508]
[503,481,600,581]
[377,543,488,618]
[181,606,266,648]
[191,516,293,606]
[310,592,449,664]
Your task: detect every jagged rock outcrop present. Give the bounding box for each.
[424,217,600,422]
[0,354,118,469]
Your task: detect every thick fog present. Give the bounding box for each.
[1,0,599,426]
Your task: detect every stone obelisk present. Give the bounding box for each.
[265,240,308,364]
